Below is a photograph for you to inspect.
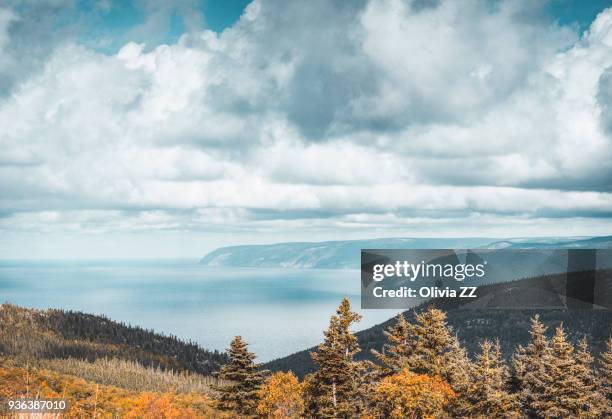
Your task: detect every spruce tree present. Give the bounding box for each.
[307,297,362,418]
[599,337,612,415]
[410,307,454,377]
[354,359,381,415]
[443,334,474,417]
[217,335,265,416]
[466,340,519,418]
[511,314,550,417]
[536,325,587,418]
[371,313,414,374]
[574,336,606,417]
[374,307,454,378]
[444,334,472,391]
[372,307,473,417]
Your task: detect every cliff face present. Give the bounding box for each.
[200,237,495,268]
[200,236,612,269]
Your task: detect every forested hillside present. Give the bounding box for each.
[267,308,612,379]
[220,299,612,418]
[1,296,611,417]
[0,304,232,417]
[267,270,612,377]
[0,304,227,375]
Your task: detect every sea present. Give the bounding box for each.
[0,259,403,362]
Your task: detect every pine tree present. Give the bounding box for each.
[410,307,454,377]
[372,313,414,374]
[306,297,362,418]
[465,340,519,418]
[216,335,265,416]
[573,336,606,417]
[374,307,455,379]
[599,337,612,415]
[371,307,475,417]
[353,359,381,415]
[535,325,587,418]
[444,334,472,392]
[443,334,474,418]
[511,314,550,417]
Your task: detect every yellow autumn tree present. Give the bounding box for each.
[256,371,304,419]
[372,368,454,419]
[124,393,199,419]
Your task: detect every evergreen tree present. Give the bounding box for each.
[371,313,414,374]
[599,337,612,415]
[536,325,588,418]
[371,307,477,417]
[410,307,454,377]
[574,336,606,417]
[511,315,550,417]
[353,359,381,415]
[216,335,265,416]
[301,373,317,418]
[374,307,455,378]
[443,334,474,418]
[465,340,519,418]
[306,297,362,418]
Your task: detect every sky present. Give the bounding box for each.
[1,0,612,259]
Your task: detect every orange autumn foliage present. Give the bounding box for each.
[372,369,455,419]
[124,393,197,418]
[257,371,305,419]
[0,358,228,418]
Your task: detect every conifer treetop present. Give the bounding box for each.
[217,335,265,416]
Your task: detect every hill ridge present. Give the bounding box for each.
[201,236,612,269]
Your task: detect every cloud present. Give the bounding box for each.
[0,0,80,95]
[118,0,206,47]
[0,0,209,96]
[598,67,612,133]
[355,0,573,127]
[0,0,611,248]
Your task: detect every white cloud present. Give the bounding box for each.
[357,0,574,125]
[0,7,18,91]
[1,0,612,254]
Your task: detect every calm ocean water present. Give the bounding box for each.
[0,259,402,361]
